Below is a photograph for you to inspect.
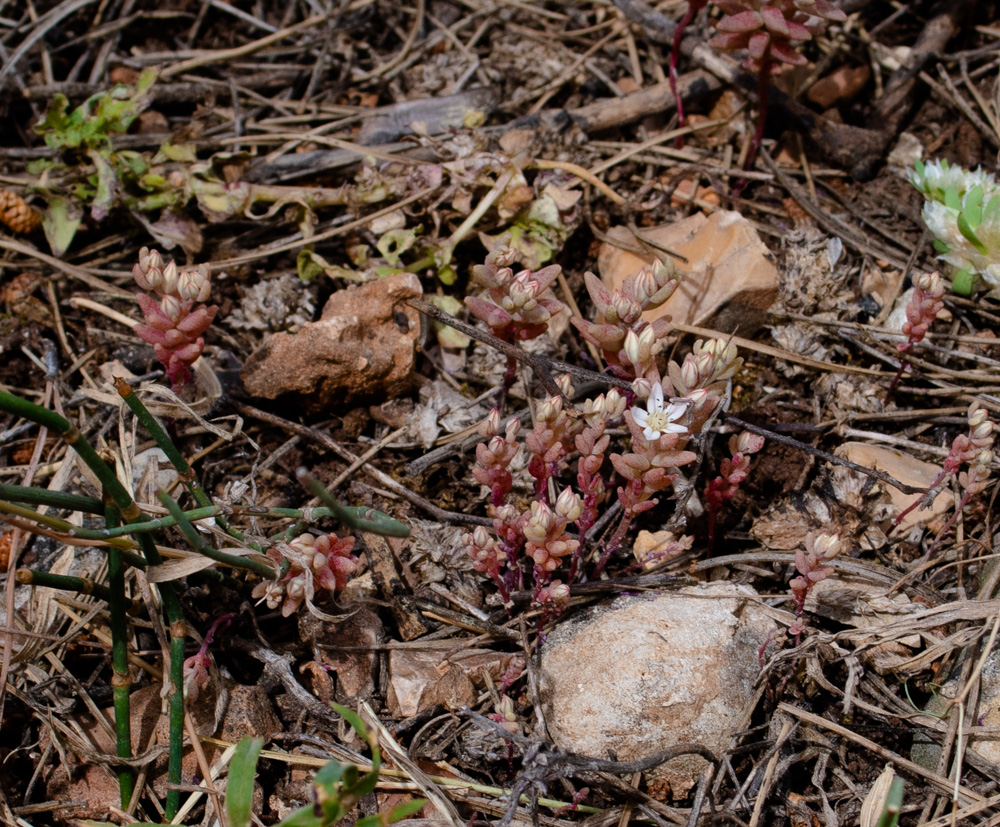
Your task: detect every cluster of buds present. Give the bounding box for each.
[524,490,582,574]
[668,339,742,422]
[132,247,218,386]
[788,533,843,635]
[896,403,994,527]
[525,395,577,499]
[252,533,358,617]
[709,0,846,73]
[899,271,946,354]
[465,524,512,603]
[705,432,767,513]
[571,260,680,381]
[464,235,565,343]
[473,409,522,506]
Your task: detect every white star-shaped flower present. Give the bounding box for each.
[631,382,688,441]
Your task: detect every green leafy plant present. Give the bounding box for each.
[34,68,158,152]
[911,159,1000,295]
[228,705,426,827]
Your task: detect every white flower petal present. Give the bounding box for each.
[642,425,658,441]
[665,422,688,434]
[632,407,650,427]
[648,381,664,413]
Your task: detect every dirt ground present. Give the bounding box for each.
[2,0,1000,825]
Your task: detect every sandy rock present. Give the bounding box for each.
[539,584,780,798]
[598,211,778,336]
[241,272,421,411]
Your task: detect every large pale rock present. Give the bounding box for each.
[241,272,421,411]
[539,584,780,797]
[598,212,778,335]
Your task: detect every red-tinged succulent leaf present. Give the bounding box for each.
[582,271,615,314]
[715,0,754,13]
[134,324,167,346]
[135,293,174,330]
[708,30,752,51]
[172,340,204,363]
[176,304,218,337]
[747,31,771,61]
[716,9,763,32]
[784,17,813,40]
[532,264,562,292]
[160,329,189,349]
[769,38,808,64]
[464,295,512,331]
[759,5,791,36]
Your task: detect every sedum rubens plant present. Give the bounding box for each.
[465,234,565,398]
[705,430,766,551]
[706,0,845,172]
[788,532,843,637]
[571,259,681,381]
[252,532,359,617]
[910,159,1000,295]
[132,246,218,387]
[895,402,995,533]
[464,242,747,602]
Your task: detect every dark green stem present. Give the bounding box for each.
[114,377,243,542]
[105,505,135,808]
[0,484,103,514]
[0,390,185,818]
[15,568,116,605]
[157,492,276,579]
[297,469,410,537]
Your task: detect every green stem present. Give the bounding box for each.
[105,505,135,808]
[0,484,104,514]
[15,568,117,605]
[114,378,243,542]
[297,469,410,537]
[0,390,185,818]
[157,492,276,579]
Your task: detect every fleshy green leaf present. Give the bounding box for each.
[41,194,84,256]
[963,184,984,228]
[952,269,976,296]
[957,212,988,254]
[227,737,264,827]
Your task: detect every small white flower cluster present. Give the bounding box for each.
[911,159,1000,294]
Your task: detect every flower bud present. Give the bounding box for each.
[605,389,626,418]
[160,295,183,323]
[623,329,641,367]
[735,431,766,455]
[555,488,583,521]
[538,395,563,423]
[810,533,842,561]
[480,408,501,439]
[159,260,179,296]
[632,377,653,400]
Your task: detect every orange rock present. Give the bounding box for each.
[598,211,779,335]
[241,272,422,412]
